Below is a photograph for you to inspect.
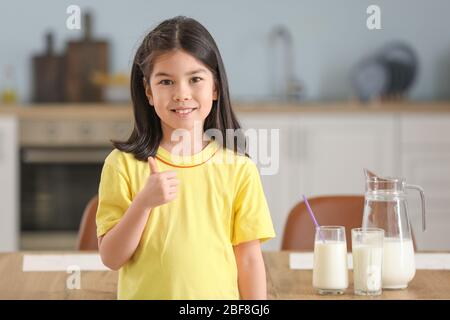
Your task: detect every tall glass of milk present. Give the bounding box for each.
[352,228,384,295]
[313,226,348,295]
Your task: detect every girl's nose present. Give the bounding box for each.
[173,84,192,102]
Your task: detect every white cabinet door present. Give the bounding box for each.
[296,114,398,196]
[401,114,450,251]
[0,116,19,251]
[239,114,299,251]
[236,111,450,252]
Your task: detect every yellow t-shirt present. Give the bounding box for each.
[96,140,276,299]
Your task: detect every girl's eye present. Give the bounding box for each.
[191,77,203,83]
[159,79,173,85]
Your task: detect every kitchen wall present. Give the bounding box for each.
[1,0,450,103]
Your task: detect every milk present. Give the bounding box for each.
[382,238,415,289]
[352,245,383,294]
[313,241,348,292]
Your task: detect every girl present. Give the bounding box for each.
[96,16,276,300]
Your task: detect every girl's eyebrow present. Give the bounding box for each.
[154,68,207,78]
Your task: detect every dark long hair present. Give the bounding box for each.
[112,16,245,161]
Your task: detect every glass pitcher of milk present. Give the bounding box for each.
[362,169,426,289]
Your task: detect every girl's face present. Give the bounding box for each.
[144,50,218,134]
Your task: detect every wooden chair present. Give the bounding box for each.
[281,195,365,251]
[77,195,99,251]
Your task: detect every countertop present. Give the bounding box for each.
[1,101,450,120]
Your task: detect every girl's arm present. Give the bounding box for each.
[233,239,267,300]
[98,157,178,270]
[98,193,153,270]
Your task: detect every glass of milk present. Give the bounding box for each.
[351,228,384,296]
[313,226,348,295]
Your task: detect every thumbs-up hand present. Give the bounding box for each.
[138,157,179,209]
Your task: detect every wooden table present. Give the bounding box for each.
[1,251,449,299]
[265,251,450,299]
[0,252,117,300]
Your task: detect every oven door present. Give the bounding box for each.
[20,147,112,236]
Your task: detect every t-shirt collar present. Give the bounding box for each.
[156,140,220,168]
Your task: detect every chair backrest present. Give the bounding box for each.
[77,195,99,251]
[281,195,365,251]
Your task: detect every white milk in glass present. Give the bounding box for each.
[382,238,415,289]
[313,241,348,292]
[353,245,383,294]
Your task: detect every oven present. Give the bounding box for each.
[19,114,132,250]
[20,146,113,249]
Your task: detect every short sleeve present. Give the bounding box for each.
[96,161,132,238]
[232,160,276,246]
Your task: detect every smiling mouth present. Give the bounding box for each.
[170,108,198,114]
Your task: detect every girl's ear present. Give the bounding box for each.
[143,77,154,105]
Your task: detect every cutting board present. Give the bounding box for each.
[32,32,66,102]
[65,12,109,102]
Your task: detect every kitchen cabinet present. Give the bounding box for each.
[401,115,450,251]
[0,116,19,251]
[239,111,449,252]
[240,113,397,251]
[240,115,301,252]
[294,114,398,195]
[20,118,133,146]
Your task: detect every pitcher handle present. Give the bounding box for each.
[405,184,426,231]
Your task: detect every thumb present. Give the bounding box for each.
[148,156,159,174]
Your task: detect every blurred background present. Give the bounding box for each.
[1,0,450,102]
[0,0,450,252]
